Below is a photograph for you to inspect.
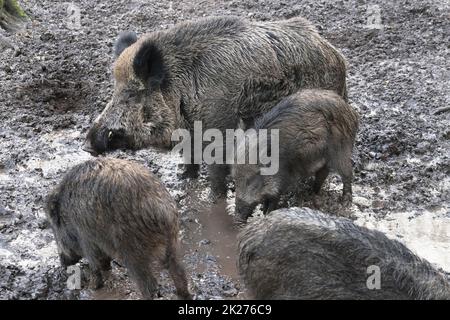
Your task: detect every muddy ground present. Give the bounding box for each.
[0,0,449,300]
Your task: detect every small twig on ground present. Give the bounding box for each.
[433,106,450,115]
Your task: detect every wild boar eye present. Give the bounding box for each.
[108,131,113,140]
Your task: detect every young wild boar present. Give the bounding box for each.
[45,158,191,300]
[233,89,359,222]
[83,16,348,198]
[238,207,450,300]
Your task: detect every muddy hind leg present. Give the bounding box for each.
[311,165,329,208]
[208,164,230,200]
[179,135,200,179]
[262,196,280,215]
[313,165,330,194]
[180,164,200,179]
[125,257,159,300]
[81,242,112,289]
[335,156,353,204]
[163,244,192,300]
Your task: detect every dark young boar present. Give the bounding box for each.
[233,89,359,222]
[83,16,348,197]
[238,207,450,300]
[45,158,191,300]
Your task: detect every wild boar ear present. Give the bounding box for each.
[45,191,61,226]
[133,41,167,87]
[114,31,138,58]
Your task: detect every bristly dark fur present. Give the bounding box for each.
[133,41,170,88]
[86,16,349,196]
[114,31,138,57]
[45,190,61,226]
[254,89,358,136]
[238,207,450,300]
[44,158,191,299]
[233,89,359,221]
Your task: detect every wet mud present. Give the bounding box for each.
[0,0,449,299]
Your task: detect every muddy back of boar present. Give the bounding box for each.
[233,89,359,222]
[238,207,450,300]
[45,158,191,299]
[83,16,348,196]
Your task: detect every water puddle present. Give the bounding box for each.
[21,129,92,178]
[356,207,450,271]
[0,235,13,260]
[0,171,12,182]
[192,198,239,281]
[181,186,240,280]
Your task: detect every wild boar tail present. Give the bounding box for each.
[45,189,61,226]
[342,80,349,103]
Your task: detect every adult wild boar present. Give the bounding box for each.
[238,207,450,300]
[84,16,348,197]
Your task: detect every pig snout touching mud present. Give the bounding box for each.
[84,16,348,198]
[45,158,192,300]
[238,207,450,300]
[233,89,359,222]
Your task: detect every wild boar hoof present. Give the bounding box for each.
[341,193,352,206]
[178,164,199,179]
